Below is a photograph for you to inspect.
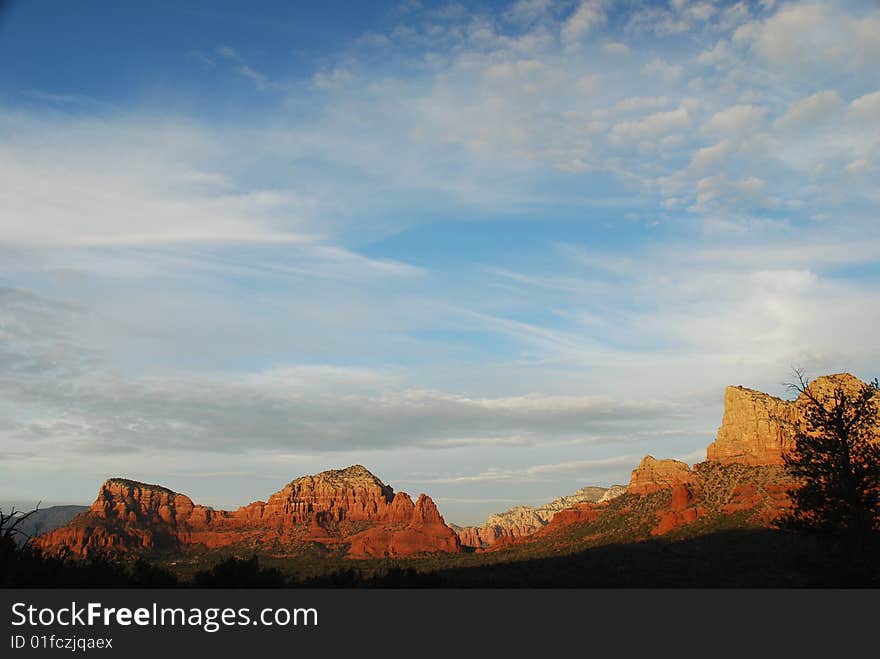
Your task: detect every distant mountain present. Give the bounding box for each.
[598,485,626,502]
[452,485,625,548]
[35,465,460,559]
[6,506,88,546]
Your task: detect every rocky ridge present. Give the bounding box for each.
[36,466,461,559]
[35,374,879,562]
[485,373,879,548]
[453,485,624,548]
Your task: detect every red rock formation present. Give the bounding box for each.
[454,526,492,548]
[454,485,621,549]
[37,479,213,555]
[720,480,792,525]
[458,375,877,553]
[254,464,397,525]
[537,502,603,532]
[347,495,461,558]
[706,385,797,465]
[623,374,877,535]
[706,373,879,465]
[651,484,704,535]
[37,374,877,562]
[626,456,694,495]
[36,466,461,559]
[387,492,417,522]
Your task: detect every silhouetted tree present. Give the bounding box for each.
[2,504,177,586]
[780,369,880,548]
[0,502,41,545]
[193,555,287,587]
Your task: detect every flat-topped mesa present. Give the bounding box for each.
[36,478,211,556]
[706,373,879,466]
[626,456,694,495]
[89,478,211,526]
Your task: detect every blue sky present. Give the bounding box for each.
[1,0,879,524]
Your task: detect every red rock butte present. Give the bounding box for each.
[706,372,878,466]
[454,373,879,548]
[36,465,461,558]
[626,456,694,495]
[610,373,877,537]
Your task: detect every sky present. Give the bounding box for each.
[1,0,879,525]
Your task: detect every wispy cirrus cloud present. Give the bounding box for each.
[409,455,638,485]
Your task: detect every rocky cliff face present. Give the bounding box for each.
[605,373,877,537]
[706,373,878,465]
[36,466,460,559]
[253,465,397,525]
[491,373,877,548]
[348,494,461,558]
[88,478,215,526]
[461,375,877,551]
[626,456,695,495]
[454,485,624,548]
[705,385,798,465]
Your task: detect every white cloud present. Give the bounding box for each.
[0,286,685,459]
[642,57,684,82]
[697,39,732,67]
[702,104,767,134]
[613,96,669,114]
[312,68,354,90]
[689,140,733,171]
[718,2,752,31]
[185,51,216,68]
[214,46,242,62]
[601,41,630,55]
[849,15,880,64]
[0,118,305,247]
[609,103,692,144]
[848,91,880,121]
[561,0,607,47]
[690,174,768,214]
[736,4,825,62]
[845,159,871,177]
[734,4,880,76]
[505,0,553,26]
[210,46,286,91]
[626,6,689,36]
[681,1,717,23]
[418,455,637,484]
[776,90,841,127]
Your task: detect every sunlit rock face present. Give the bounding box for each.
[706,373,878,466]
[453,486,621,549]
[36,466,461,559]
